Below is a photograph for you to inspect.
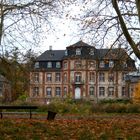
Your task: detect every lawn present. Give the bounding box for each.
[0,114,140,140]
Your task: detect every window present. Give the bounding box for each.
[99,87,105,96]
[34,62,39,69]
[64,87,67,96]
[55,73,61,82]
[99,72,105,82]
[33,87,39,97]
[90,49,94,55]
[108,87,114,96]
[75,73,81,82]
[64,73,67,82]
[123,61,127,68]
[34,73,39,82]
[63,61,68,69]
[99,61,105,68]
[122,73,126,81]
[89,87,94,96]
[56,87,61,96]
[47,62,52,68]
[76,48,81,55]
[56,62,61,68]
[109,61,114,68]
[122,87,126,96]
[46,87,52,96]
[75,61,81,68]
[65,50,68,56]
[108,73,114,82]
[89,61,95,68]
[89,72,95,82]
[46,73,52,82]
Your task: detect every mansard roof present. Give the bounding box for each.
[36,50,65,61]
[36,41,132,61]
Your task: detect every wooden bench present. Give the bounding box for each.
[0,106,38,119]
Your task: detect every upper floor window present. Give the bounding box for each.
[99,87,105,96]
[46,87,52,96]
[56,62,61,68]
[34,62,39,69]
[75,73,81,82]
[89,87,94,96]
[108,87,114,96]
[89,72,95,82]
[108,72,114,82]
[63,73,67,82]
[99,72,105,82]
[89,61,96,68]
[90,49,94,55]
[56,87,61,96]
[47,62,52,68]
[75,60,81,68]
[32,87,39,97]
[46,73,52,82]
[99,61,105,68]
[63,61,68,69]
[55,73,61,82]
[122,72,126,81]
[109,61,114,68]
[76,48,81,55]
[33,73,39,82]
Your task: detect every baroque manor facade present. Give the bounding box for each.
[29,41,136,103]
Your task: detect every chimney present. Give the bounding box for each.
[49,45,52,51]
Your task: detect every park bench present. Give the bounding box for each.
[0,106,38,119]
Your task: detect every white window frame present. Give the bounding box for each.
[56,87,61,96]
[108,87,114,96]
[76,48,81,55]
[33,87,39,97]
[34,73,39,82]
[47,62,52,68]
[109,61,114,68]
[46,87,52,96]
[55,73,61,82]
[56,62,61,68]
[99,87,105,96]
[46,73,52,82]
[99,61,105,68]
[89,87,94,96]
[99,72,105,82]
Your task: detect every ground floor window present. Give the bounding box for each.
[99,87,105,96]
[122,86,126,96]
[56,87,61,96]
[33,87,39,97]
[89,87,94,96]
[108,87,114,96]
[64,87,67,96]
[46,87,52,96]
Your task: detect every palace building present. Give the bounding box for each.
[29,41,136,103]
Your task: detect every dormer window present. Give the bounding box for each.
[47,62,52,68]
[76,48,81,55]
[56,62,61,68]
[90,49,94,55]
[109,60,114,68]
[99,61,105,68]
[65,50,68,56]
[34,62,39,69]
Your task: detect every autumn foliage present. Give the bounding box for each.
[133,82,140,104]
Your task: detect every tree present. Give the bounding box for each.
[133,82,140,104]
[0,0,64,54]
[79,0,140,60]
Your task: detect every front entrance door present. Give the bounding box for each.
[75,87,81,99]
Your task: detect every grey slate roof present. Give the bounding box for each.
[125,72,140,83]
[67,40,93,48]
[36,50,65,61]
